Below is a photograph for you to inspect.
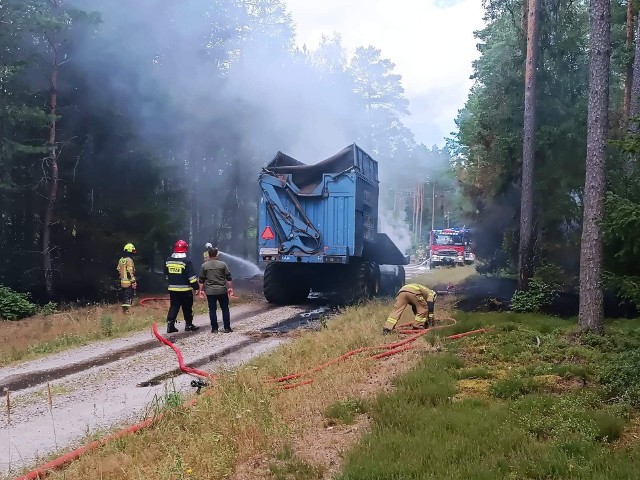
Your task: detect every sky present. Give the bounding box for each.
[285,0,486,148]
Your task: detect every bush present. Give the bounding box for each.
[324,398,368,425]
[598,349,640,406]
[39,302,58,316]
[0,285,38,320]
[490,376,541,399]
[511,278,558,313]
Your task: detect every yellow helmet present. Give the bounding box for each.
[123,243,136,253]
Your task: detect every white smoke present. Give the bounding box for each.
[378,200,412,255]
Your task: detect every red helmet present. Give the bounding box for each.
[174,239,188,253]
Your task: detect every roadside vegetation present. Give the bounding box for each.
[0,262,448,367]
[338,313,640,479]
[23,296,640,480]
[411,264,477,286]
[39,298,449,480]
[0,292,254,366]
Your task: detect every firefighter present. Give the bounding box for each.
[382,283,437,334]
[203,242,213,263]
[165,239,200,334]
[117,243,137,313]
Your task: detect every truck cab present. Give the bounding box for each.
[429,228,474,268]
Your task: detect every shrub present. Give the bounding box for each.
[490,376,541,399]
[511,278,558,313]
[100,314,114,337]
[0,285,38,320]
[324,398,368,425]
[598,349,640,406]
[39,301,58,316]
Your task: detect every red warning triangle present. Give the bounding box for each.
[261,226,275,240]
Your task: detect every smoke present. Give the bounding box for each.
[378,204,412,254]
[65,0,428,256]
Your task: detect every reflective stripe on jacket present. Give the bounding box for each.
[165,255,198,292]
[117,256,136,288]
[399,283,436,302]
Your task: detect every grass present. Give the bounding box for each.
[0,292,253,366]
[324,398,368,426]
[13,285,640,479]
[336,312,640,480]
[411,264,477,285]
[38,297,444,480]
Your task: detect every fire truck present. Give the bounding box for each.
[428,227,474,268]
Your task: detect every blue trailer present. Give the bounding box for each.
[257,144,408,304]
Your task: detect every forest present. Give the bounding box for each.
[0,0,452,302]
[3,0,640,334]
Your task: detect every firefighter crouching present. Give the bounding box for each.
[383,283,437,334]
[117,243,137,313]
[165,240,200,334]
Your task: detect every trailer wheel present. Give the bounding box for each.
[395,266,405,292]
[263,263,309,305]
[337,261,377,305]
[377,265,404,297]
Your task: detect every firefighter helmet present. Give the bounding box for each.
[174,239,188,253]
[123,243,136,253]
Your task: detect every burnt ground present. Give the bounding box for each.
[438,276,638,319]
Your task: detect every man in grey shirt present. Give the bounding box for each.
[198,247,234,333]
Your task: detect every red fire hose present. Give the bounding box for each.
[139,296,169,307]
[15,318,487,479]
[268,319,489,389]
[151,322,215,380]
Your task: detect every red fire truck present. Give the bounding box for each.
[428,227,474,268]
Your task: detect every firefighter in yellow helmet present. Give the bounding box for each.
[382,283,437,334]
[117,243,137,313]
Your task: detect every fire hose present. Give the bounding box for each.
[15,318,487,479]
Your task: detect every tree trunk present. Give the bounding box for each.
[629,15,640,131]
[625,14,640,175]
[521,0,529,40]
[42,41,59,300]
[622,0,634,129]
[579,0,611,334]
[518,0,540,291]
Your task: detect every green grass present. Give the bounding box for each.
[324,398,368,425]
[337,312,640,480]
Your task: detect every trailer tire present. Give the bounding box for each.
[263,263,309,305]
[395,266,405,292]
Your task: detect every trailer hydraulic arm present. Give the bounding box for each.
[259,172,321,254]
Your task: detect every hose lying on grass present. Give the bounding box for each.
[268,317,489,389]
[16,317,487,479]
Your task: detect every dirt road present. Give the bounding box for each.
[0,301,315,478]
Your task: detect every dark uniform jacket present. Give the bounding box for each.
[199,259,232,295]
[165,253,199,292]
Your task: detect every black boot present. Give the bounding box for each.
[185,323,200,332]
[167,322,179,334]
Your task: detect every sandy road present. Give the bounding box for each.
[0,301,314,478]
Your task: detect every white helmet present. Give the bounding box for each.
[205,242,213,249]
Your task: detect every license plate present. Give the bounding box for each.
[260,247,279,255]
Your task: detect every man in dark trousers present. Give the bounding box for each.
[165,239,200,334]
[198,246,234,333]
